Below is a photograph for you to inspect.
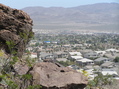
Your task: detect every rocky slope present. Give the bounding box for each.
[0,3,33,57]
[0,4,88,89]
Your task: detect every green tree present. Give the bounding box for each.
[86,72,114,89]
[114,57,119,62]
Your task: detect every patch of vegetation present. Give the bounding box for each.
[86,72,114,89]
[0,40,41,89]
[58,60,75,67]
[114,57,119,62]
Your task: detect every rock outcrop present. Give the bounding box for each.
[0,4,33,57]
[30,62,88,89]
[0,4,88,89]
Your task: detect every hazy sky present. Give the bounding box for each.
[0,0,119,9]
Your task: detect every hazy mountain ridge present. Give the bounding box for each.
[22,3,119,32]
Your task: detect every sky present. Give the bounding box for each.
[0,0,119,9]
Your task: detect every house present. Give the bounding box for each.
[63,44,71,48]
[106,48,119,53]
[40,52,57,60]
[70,56,83,60]
[51,41,58,44]
[72,44,83,47]
[83,65,101,80]
[104,52,119,59]
[83,65,100,71]
[29,40,37,45]
[53,51,69,58]
[85,69,96,80]
[77,68,97,80]
[94,57,113,65]
[76,58,94,67]
[95,51,106,56]
[69,52,82,56]
[68,52,83,60]
[44,41,51,43]
[101,61,116,69]
[83,52,99,59]
[30,53,37,58]
[61,44,72,51]
[68,65,80,70]
[101,70,119,80]
[56,58,68,62]
[26,47,33,51]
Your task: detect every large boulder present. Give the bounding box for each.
[0,4,33,57]
[30,62,88,89]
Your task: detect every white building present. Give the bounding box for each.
[95,51,106,56]
[76,58,94,66]
[69,52,83,60]
[69,52,82,56]
[30,53,37,58]
[106,48,119,53]
[101,70,119,80]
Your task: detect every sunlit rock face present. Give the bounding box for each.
[0,3,33,57]
[30,62,88,89]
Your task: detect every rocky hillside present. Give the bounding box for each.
[0,4,88,89]
[0,3,33,57]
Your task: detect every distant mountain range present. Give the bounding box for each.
[22,3,119,32]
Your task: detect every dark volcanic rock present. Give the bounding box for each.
[30,62,88,89]
[0,4,33,57]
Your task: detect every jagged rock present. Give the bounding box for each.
[14,63,29,75]
[30,62,88,89]
[0,3,33,57]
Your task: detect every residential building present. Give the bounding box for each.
[101,61,116,69]
[94,57,113,65]
[76,58,94,67]
[84,52,99,59]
